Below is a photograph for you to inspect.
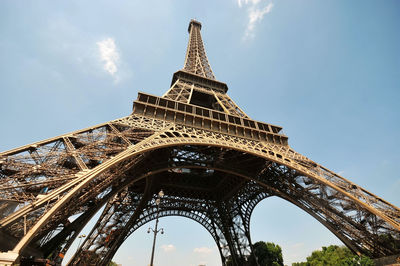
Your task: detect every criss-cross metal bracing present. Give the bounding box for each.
[183,20,215,80]
[0,20,399,266]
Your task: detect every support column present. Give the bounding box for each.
[69,178,153,265]
[216,202,252,266]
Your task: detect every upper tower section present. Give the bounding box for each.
[183,19,216,80]
[135,20,287,144]
[170,20,228,94]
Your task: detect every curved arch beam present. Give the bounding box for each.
[88,200,252,265]
[66,163,390,264]
[9,134,400,257]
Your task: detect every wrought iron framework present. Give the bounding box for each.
[0,19,399,265]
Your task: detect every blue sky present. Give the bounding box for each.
[1,1,399,265]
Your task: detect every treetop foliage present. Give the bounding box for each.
[292,245,374,266]
[226,241,283,266]
[248,241,284,266]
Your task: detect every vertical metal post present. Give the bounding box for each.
[149,203,160,266]
[149,190,164,266]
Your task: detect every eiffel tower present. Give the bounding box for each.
[0,20,399,266]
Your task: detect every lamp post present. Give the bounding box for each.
[148,189,164,266]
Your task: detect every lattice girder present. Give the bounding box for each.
[41,202,104,262]
[1,115,400,263]
[163,78,249,118]
[66,146,267,264]
[62,141,400,264]
[183,20,215,80]
[70,181,267,265]
[1,114,400,263]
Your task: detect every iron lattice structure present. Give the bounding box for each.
[0,20,399,265]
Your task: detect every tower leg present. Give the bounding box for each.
[68,179,153,265]
[215,202,252,266]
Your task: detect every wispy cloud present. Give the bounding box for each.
[193,247,213,254]
[161,244,176,252]
[237,0,274,39]
[96,37,120,77]
[238,0,261,8]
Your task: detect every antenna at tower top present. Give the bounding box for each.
[188,19,202,33]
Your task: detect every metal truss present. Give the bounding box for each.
[183,20,215,80]
[69,175,269,265]
[1,19,399,266]
[163,78,249,118]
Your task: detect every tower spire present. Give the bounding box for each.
[183,19,216,80]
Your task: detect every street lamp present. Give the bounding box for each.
[148,189,165,266]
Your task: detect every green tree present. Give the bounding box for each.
[248,241,284,266]
[226,256,246,266]
[107,261,119,266]
[341,255,375,266]
[225,241,283,266]
[292,245,374,266]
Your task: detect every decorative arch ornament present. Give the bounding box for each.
[0,20,399,265]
